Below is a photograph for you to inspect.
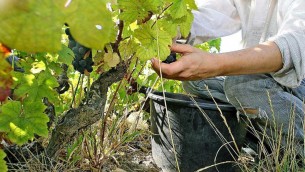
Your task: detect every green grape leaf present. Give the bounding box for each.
[118,0,162,23]
[146,73,158,85]
[57,44,74,64]
[104,52,120,68]
[12,72,35,85]
[195,42,210,52]
[136,46,155,62]
[0,0,65,52]
[118,39,137,60]
[168,0,188,19]
[0,101,49,145]
[14,71,59,102]
[177,11,194,37]
[65,0,115,50]
[0,150,7,172]
[166,0,197,19]
[159,18,179,38]
[46,62,63,75]
[208,38,221,52]
[134,23,172,61]
[185,0,198,10]
[124,21,139,36]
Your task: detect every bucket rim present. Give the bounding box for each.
[148,91,236,111]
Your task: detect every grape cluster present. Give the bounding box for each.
[162,52,176,64]
[6,55,25,73]
[65,28,94,74]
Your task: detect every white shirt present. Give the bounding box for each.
[190,0,305,87]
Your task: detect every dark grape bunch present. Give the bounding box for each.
[162,52,176,64]
[65,28,94,74]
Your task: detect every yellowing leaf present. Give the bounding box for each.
[134,23,172,61]
[104,52,120,68]
[118,39,137,60]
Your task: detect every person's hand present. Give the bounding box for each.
[151,44,221,81]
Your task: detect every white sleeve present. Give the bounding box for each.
[270,0,305,88]
[189,0,241,45]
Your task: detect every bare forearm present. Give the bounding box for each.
[151,42,283,81]
[217,41,283,76]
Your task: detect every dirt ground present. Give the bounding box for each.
[110,135,161,172]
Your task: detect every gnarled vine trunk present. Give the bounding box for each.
[46,64,127,158]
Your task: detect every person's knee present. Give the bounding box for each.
[224,76,267,118]
[224,76,246,107]
[224,75,270,106]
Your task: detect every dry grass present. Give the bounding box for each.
[186,88,305,172]
[4,82,305,172]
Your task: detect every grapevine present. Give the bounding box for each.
[0,0,199,171]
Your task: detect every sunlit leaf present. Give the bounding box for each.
[159,18,179,38]
[12,73,35,86]
[168,0,188,19]
[104,52,120,68]
[175,11,194,37]
[118,0,162,23]
[31,61,46,74]
[185,0,198,10]
[0,100,49,145]
[14,71,59,102]
[134,23,172,61]
[166,0,196,19]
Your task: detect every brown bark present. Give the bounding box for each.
[46,63,127,158]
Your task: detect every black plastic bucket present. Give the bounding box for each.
[149,91,247,172]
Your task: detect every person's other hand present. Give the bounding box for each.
[151,44,221,81]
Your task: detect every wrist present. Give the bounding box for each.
[212,53,227,77]
[197,53,226,78]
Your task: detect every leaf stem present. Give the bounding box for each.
[71,73,82,108]
[151,3,173,28]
